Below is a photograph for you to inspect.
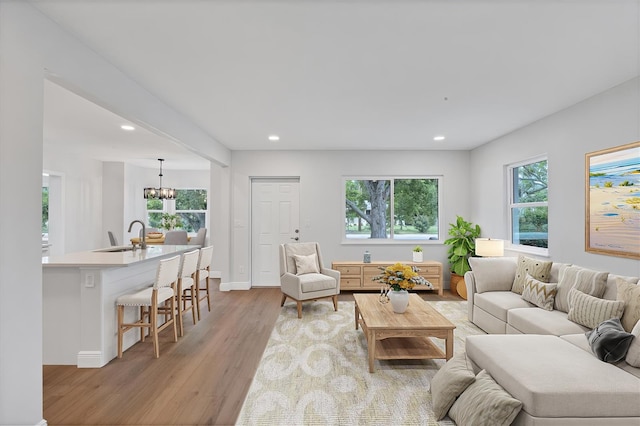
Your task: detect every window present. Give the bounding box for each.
[344,177,440,241]
[146,189,207,232]
[42,186,49,234]
[508,158,548,251]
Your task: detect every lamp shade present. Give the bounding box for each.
[475,238,504,257]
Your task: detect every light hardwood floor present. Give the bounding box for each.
[44,285,460,425]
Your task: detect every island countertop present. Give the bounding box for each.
[42,245,194,268]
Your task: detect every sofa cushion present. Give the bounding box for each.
[465,334,640,417]
[475,291,532,322]
[561,332,640,378]
[293,253,319,275]
[568,288,625,329]
[626,320,640,368]
[602,274,640,300]
[520,274,556,311]
[448,369,522,426]
[554,265,608,312]
[469,257,517,293]
[511,255,552,294]
[617,277,640,332]
[508,307,588,335]
[586,318,634,363]
[429,352,476,420]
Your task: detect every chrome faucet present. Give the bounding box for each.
[128,220,147,249]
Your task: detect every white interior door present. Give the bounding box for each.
[251,178,300,287]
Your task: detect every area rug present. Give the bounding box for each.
[236,299,484,425]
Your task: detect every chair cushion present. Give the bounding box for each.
[117,287,174,306]
[298,273,337,293]
[474,291,531,322]
[293,253,320,275]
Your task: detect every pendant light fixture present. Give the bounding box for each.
[144,159,176,200]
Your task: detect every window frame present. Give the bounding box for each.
[506,155,549,256]
[146,188,208,233]
[341,175,443,245]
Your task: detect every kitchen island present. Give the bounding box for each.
[42,245,194,368]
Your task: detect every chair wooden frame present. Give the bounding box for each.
[176,249,200,337]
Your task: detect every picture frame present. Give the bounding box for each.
[585,141,640,259]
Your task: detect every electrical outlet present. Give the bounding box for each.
[239,265,245,274]
[85,273,95,288]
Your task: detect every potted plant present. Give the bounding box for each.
[444,215,481,298]
[160,213,182,231]
[412,245,423,262]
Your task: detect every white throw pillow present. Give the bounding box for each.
[511,255,552,295]
[293,253,319,275]
[521,274,557,311]
[625,320,640,368]
[567,288,624,329]
[469,257,517,293]
[616,278,640,333]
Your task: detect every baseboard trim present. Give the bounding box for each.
[220,281,251,291]
[77,351,103,368]
[36,420,48,426]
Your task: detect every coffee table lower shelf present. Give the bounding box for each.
[374,336,446,360]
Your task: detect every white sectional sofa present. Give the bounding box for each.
[462,256,640,426]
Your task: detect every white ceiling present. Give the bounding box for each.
[36,0,640,166]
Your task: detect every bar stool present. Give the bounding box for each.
[196,245,214,321]
[176,249,200,337]
[116,255,180,358]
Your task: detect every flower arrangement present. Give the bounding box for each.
[413,245,423,252]
[372,262,433,291]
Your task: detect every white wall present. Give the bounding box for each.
[0,3,228,424]
[469,77,640,276]
[229,150,470,286]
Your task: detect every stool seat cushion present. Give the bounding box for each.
[180,277,194,287]
[198,270,209,279]
[117,287,174,307]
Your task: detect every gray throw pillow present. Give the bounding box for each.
[429,352,476,420]
[448,370,522,426]
[586,318,634,363]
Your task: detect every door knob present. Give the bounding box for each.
[291,236,299,241]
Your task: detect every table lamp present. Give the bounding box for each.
[475,238,504,257]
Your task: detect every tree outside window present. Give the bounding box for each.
[344,178,440,240]
[146,189,207,232]
[509,159,548,249]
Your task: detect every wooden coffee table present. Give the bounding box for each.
[354,293,455,373]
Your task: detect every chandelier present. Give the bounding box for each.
[144,159,176,200]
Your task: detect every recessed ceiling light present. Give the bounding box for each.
[433,135,445,141]
[121,124,135,131]
[268,135,280,141]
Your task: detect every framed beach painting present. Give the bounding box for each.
[585,141,640,259]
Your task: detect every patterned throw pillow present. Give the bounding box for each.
[448,370,522,426]
[625,320,640,368]
[521,274,557,311]
[511,255,552,295]
[616,278,640,333]
[554,265,608,313]
[586,318,634,363]
[567,288,625,329]
[430,352,476,420]
[293,253,319,275]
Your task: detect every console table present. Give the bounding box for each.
[331,260,443,295]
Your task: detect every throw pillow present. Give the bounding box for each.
[293,253,319,275]
[511,255,552,295]
[448,370,522,426]
[521,274,557,311]
[586,318,634,363]
[468,257,518,293]
[616,278,640,333]
[625,320,640,368]
[554,265,608,313]
[429,352,476,420]
[567,288,625,329]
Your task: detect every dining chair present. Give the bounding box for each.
[188,228,207,247]
[164,230,188,245]
[176,249,200,336]
[116,255,180,358]
[195,245,214,320]
[108,231,119,246]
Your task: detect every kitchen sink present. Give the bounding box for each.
[93,246,135,253]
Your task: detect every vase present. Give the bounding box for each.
[412,252,423,262]
[388,289,409,313]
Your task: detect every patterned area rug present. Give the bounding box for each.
[236,299,484,425]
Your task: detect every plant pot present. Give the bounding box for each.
[412,252,423,262]
[388,290,409,313]
[450,273,467,299]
